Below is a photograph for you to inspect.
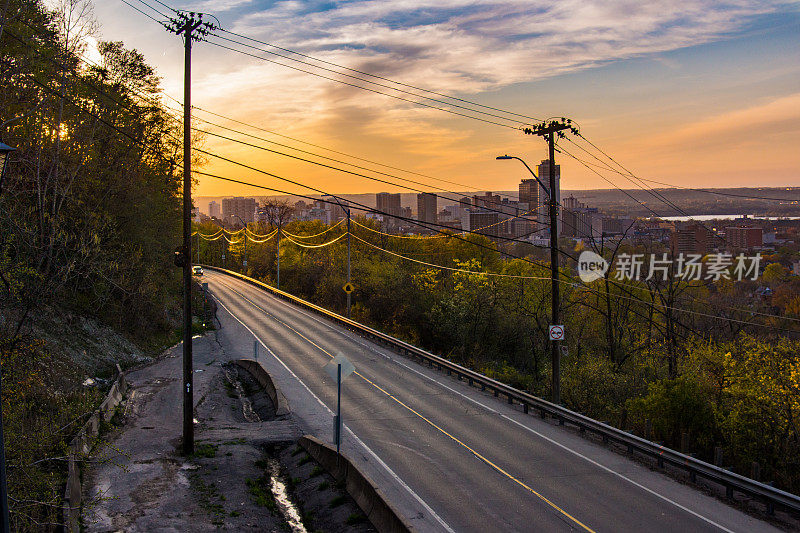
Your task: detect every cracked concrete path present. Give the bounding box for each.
[81,333,302,532]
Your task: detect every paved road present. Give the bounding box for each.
[205,270,778,533]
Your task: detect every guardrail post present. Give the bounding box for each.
[644,418,651,441]
[468,377,473,386]
[680,432,689,453]
[765,482,775,515]
[523,403,528,414]
[714,446,723,467]
[507,395,513,405]
[751,462,760,482]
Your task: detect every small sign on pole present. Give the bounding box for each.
[323,355,355,458]
[342,282,355,294]
[548,325,565,341]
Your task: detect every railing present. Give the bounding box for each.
[204,265,800,517]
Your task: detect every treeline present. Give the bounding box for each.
[1,0,183,529]
[196,216,800,493]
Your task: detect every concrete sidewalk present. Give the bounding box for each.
[81,334,301,532]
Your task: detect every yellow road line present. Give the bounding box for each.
[216,277,595,532]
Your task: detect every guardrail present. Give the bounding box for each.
[204,265,800,517]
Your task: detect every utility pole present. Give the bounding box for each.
[166,11,216,456]
[231,214,248,271]
[276,220,281,289]
[524,119,573,405]
[346,207,351,318]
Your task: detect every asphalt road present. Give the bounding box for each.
[205,270,779,533]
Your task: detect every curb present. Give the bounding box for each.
[232,359,290,416]
[299,435,414,533]
[63,365,128,533]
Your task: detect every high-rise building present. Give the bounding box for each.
[537,160,561,233]
[222,197,257,225]
[671,223,715,255]
[376,192,402,219]
[417,193,438,225]
[519,179,540,208]
[208,200,221,219]
[725,226,762,250]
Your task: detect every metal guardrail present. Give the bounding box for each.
[204,265,800,516]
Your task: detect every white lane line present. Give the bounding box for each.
[213,291,456,533]
[224,275,741,533]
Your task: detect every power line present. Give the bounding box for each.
[208,33,528,127]
[218,27,544,124]
[203,39,521,130]
[12,25,798,334]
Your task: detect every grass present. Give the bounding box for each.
[189,472,226,526]
[190,443,219,459]
[298,455,313,466]
[290,446,304,457]
[329,495,346,508]
[316,481,330,491]
[310,466,324,478]
[246,477,278,514]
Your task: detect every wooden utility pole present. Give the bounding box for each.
[167,11,215,456]
[524,120,571,404]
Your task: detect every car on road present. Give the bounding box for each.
[192,265,203,276]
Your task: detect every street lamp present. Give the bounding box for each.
[324,195,352,318]
[230,214,248,271]
[0,142,14,533]
[497,154,562,404]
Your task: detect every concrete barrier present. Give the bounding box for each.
[299,435,414,533]
[232,359,290,416]
[63,371,128,532]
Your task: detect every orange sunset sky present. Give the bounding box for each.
[89,0,800,198]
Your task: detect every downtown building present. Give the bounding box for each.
[222,197,257,225]
[417,192,438,225]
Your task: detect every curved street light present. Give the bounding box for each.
[496,153,562,404]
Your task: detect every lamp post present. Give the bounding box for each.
[231,214,248,271]
[496,154,561,404]
[0,142,15,533]
[324,195,351,318]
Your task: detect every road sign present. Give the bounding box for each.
[323,355,355,458]
[342,282,355,294]
[548,325,565,341]
[324,355,355,381]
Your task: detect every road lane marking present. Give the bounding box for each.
[213,289,456,533]
[214,276,595,533]
[223,273,743,533]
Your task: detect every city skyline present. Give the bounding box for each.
[88,0,800,197]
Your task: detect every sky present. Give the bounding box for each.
[87,0,800,198]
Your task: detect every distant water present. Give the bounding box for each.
[661,214,800,222]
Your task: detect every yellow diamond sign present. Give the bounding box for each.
[342,282,355,294]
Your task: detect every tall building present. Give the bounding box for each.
[208,200,221,218]
[671,223,715,255]
[725,226,762,250]
[222,197,257,225]
[537,160,561,233]
[417,193,438,225]
[519,179,540,208]
[376,192,402,219]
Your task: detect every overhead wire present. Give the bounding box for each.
[207,33,529,128]
[14,21,799,334]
